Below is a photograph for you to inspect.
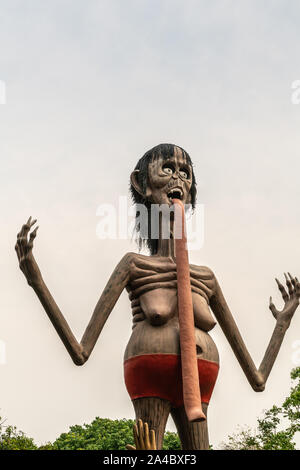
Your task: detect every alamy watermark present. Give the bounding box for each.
[0,80,6,104]
[291,80,300,104]
[96,197,204,251]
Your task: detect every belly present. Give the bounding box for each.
[124,318,219,364]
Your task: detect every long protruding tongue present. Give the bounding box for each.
[173,199,206,422]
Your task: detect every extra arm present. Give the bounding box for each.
[210,273,300,391]
[15,217,132,365]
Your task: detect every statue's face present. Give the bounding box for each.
[147,146,193,206]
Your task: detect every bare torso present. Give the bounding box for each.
[124,253,219,364]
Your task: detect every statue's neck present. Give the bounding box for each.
[156,215,175,259]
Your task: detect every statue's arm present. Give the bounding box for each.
[209,272,300,391]
[15,217,132,365]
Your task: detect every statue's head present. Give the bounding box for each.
[130,143,197,254]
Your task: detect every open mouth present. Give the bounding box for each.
[167,188,183,201]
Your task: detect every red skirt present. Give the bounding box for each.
[124,353,219,408]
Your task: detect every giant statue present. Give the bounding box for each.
[15,143,300,449]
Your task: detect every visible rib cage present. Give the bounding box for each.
[126,255,215,328]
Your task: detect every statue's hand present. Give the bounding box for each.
[269,273,300,328]
[15,217,42,287]
[126,419,156,450]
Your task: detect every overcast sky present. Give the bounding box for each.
[0,0,300,448]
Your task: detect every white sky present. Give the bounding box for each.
[0,0,300,448]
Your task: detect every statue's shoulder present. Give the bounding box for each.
[190,263,216,280]
[121,251,149,265]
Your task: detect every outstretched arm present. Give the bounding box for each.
[15,217,132,365]
[210,273,300,391]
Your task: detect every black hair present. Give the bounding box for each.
[129,143,197,254]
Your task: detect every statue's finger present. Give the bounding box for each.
[27,226,39,252]
[150,430,156,450]
[21,217,36,237]
[20,218,32,237]
[269,296,278,319]
[288,272,296,286]
[16,236,26,258]
[284,273,293,296]
[19,226,28,239]
[29,218,37,228]
[15,242,21,259]
[295,280,300,298]
[29,226,39,242]
[275,278,289,302]
[133,423,140,450]
[144,422,151,449]
[138,419,145,449]
[126,444,136,451]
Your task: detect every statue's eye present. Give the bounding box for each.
[179,169,189,179]
[162,165,174,175]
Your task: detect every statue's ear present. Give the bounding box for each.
[130,170,151,198]
[130,170,143,196]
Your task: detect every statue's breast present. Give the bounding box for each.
[137,288,216,331]
[192,293,216,331]
[139,288,177,326]
[127,254,216,331]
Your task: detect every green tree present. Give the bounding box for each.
[52,417,180,450]
[0,415,180,450]
[52,418,135,450]
[221,367,300,450]
[0,417,38,450]
[163,431,181,450]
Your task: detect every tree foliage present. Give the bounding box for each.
[52,418,135,450]
[0,418,37,450]
[52,417,180,450]
[0,415,180,450]
[221,367,300,450]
